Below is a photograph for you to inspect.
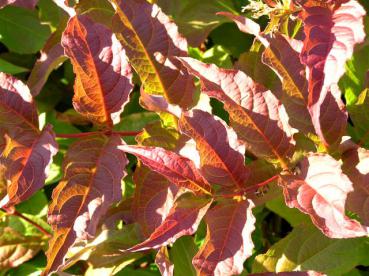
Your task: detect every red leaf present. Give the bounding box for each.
[62,15,133,126]
[0,0,38,9]
[44,135,128,275]
[179,109,250,189]
[111,0,196,108]
[193,199,256,276]
[342,146,369,226]
[0,125,58,207]
[119,145,212,195]
[281,153,368,238]
[132,165,179,237]
[179,57,294,169]
[156,247,174,276]
[127,193,212,252]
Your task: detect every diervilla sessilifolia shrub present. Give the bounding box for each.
[0,0,368,275]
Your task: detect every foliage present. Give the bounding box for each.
[0,0,369,275]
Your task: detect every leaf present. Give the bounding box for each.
[0,125,58,208]
[341,146,369,226]
[0,226,42,271]
[281,153,368,238]
[111,0,196,108]
[44,135,128,275]
[179,109,250,189]
[170,236,197,276]
[62,15,134,126]
[155,0,238,47]
[0,6,51,54]
[155,247,174,276]
[132,165,178,238]
[193,198,256,276]
[27,31,67,96]
[119,145,212,195]
[127,193,212,252]
[262,33,314,133]
[179,57,294,168]
[0,0,38,9]
[298,0,365,146]
[0,58,29,75]
[253,223,369,275]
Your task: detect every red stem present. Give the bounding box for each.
[2,208,51,237]
[111,130,141,136]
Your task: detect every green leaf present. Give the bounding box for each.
[170,236,197,276]
[347,89,369,146]
[189,45,232,69]
[252,223,369,275]
[0,58,29,74]
[16,191,48,217]
[0,6,51,54]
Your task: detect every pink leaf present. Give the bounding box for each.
[281,153,368,238]
[156,247,174,276]
[179,109,250,189]
[179,57,294,168]
[61,15,133,126]
[127,193,212,252]
[193,199,256,276]
[119,145,212,195]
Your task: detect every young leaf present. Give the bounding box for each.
[0,125,58,208]
[111,0,196,108]
[127,193,212,252]
[132,165,178,237]
[119,145,212,195]
[193,198,256,276]
[179,109,250,189]
[281,153,368,238]
[62,15,133,126]
[44,135,128,275]
[179,57,294,168]
[341,146,369,226]
[0,226,42,271]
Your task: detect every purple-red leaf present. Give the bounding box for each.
[179,109,249,189]
[281,153,368,238]
[111,0,196,108]
[44,135,128,275]
[193,198,256,276]
[0,0,38,9]
[127,193,212,252]
[156,247,174,276]
[0,125,58,208]
[62,15,133,126]
[342,146,369,226]
[132,165,179,238]
[119,145,212,195]
[179,57,294,168]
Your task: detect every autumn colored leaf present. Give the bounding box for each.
[262,34,314,134]
[193,198,256,276]
[179,57,294,168]
[0,0,38,9]
[179,109,250,189]
[127,193,212,252]
[62,15,133,126]
[0,125,58,208]
[119,144,212,195]
[156,246,174,276]
[341,146,369,226]
[0,226,42,270]
[44,135,128,275]
[281,153,368,238]
[132,165,178,237]
[111,0,196,108]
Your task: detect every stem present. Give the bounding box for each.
[56,130,141,139]
[111,130,141,136]
[2,207,52,238]
[244,174,280,194]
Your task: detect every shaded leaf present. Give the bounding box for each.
[0,6,50,54]
[0,226,42,271]
[44,135,128,275]
[179,57,294,168]
[0,58,29,75]
[111,0,196,108]
[127,193,212,252]
[253,223,369,275]
[62,15,133,126]
[170,236,197,276]
[281,153,368,238]
[179,109,249,189]
[193,199,256,276]
[119,145,212,195]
